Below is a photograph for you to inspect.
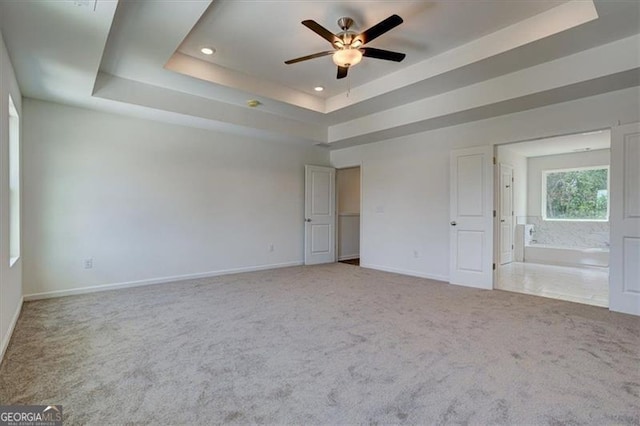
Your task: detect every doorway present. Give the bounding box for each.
[336,167,361,266]
[494,130,611,307]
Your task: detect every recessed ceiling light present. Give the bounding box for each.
[314,86,324,92]
[200,47,215,55]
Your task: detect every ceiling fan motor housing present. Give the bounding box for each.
[334,18,362,49]
[337,17,354,31]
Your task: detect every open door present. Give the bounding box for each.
[610,123,640,315]
[304,165,336,265]
[499,163,514,265]
[449,146,494,289]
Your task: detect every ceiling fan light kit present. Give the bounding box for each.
[332,48,362,68]
[285,14,406,79]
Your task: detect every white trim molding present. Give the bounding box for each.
[24,261,303,301]
[361,263,449,283]
[1,297,23,362]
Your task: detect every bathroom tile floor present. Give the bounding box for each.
[497,262,609,307]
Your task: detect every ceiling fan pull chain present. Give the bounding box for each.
[347,77,351,98]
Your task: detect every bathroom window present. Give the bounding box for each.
[542,166,609,221]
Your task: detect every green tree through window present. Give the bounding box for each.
[544,167,609,220]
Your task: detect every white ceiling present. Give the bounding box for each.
[178,0,566,98]
[0,0,638,148]
[501,130,611,158]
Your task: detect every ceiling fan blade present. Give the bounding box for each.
[337,66,348,79]
[284,51,334,65]
[302,20,339,45]
[361,47,406,62]
[358,14,403,45]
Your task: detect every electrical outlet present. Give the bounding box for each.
[83,258,93,269]
[269,244,275,252]
[73,0,93,7]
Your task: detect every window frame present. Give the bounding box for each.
[541,165,610,222]
[8,95,20,266]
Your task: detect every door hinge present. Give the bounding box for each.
[493,157,496,165]
[493,210,496,218]
[512,244,514,250]
[512,176,514,183]
[493,263,496,270]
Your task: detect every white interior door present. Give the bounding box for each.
[499,163,514,265]
[304,165,336,265]
[449,146,494,289]
[610,122,640,316]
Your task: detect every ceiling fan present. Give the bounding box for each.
[284,14,406,79]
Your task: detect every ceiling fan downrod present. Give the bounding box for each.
[337,17,354,31]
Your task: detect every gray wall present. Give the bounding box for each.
[0,31,23,359]
[23,99,329,297]
[331,87,638,281]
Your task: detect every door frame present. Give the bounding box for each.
[334,163,363,265]
[493,145,499,288]
[492,127,612,299]
[498,162,515,265]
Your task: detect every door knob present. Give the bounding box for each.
[450,221,457,226]
[500,219,505,222]
[305,218,312,222]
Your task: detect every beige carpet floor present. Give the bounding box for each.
[1,263,639,425]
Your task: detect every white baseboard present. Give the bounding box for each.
[338,254,360,261]
[1,296,23,363]
[448,279,493,290]
[23,261,303,301]
[361,263,449,283]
